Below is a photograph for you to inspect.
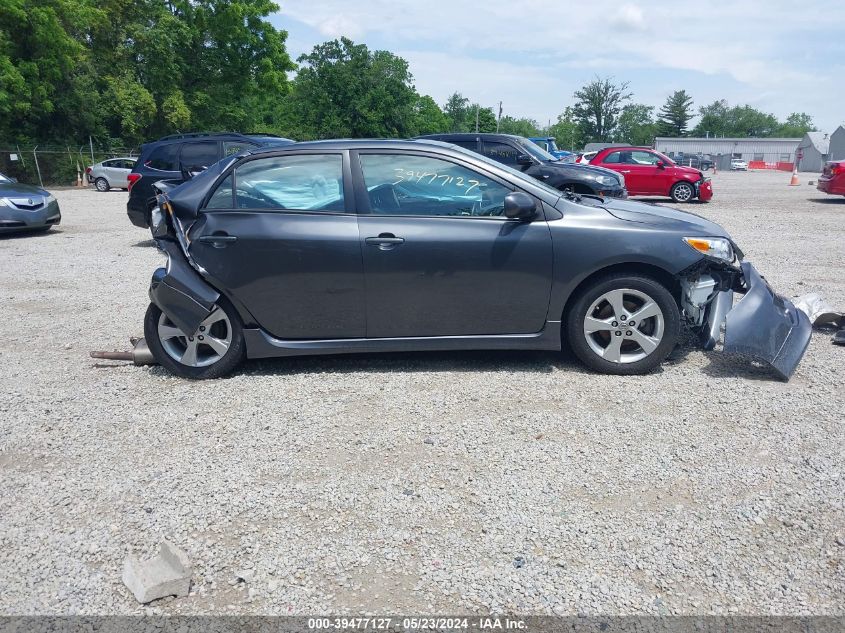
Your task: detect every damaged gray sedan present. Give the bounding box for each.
[140,139,810,379]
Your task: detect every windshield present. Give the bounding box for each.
[443,143,564,199]
[0,172,11,183]
[546,139,559,153]
[515,137,557,162]
[653,150,676,165]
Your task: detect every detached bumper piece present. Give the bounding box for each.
[712,262,811,380]
[148,240,220,335]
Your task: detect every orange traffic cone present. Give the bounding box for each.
[789,168,800,186]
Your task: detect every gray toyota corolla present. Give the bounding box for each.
[142,139,810,380]
[0,172,61,233]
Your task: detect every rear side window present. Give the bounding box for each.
[481,141,519,165]
[144,144,180,171]
[181,142,219,172]
[450,140,480,153]
[232,154,345,212]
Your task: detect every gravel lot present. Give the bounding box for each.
[1,170,843,616]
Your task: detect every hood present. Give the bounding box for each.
[600,196,729,238]
[0,182,48,197]
[673,164,704,179]
[547,161,621,179]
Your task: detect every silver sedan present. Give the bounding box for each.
[86,157,137,192]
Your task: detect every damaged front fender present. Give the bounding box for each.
[149,239,220,335]
[704,262,811,380]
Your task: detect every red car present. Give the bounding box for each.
[590,146,713,203]
[817,160,845,197]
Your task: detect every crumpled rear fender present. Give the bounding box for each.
[148,239,220,335]
[705,262,811,380]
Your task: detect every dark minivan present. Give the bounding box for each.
[418,133,627,199]
[126,132,292,228]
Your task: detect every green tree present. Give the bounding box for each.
[779,112,816,137]
[693,100,782,137]
[571,76,631,143]
[616,103,657,145]
[469,103,497,133]
[290,37,416,138]
[410,94,448,135]
[443,92,471,132]
[657,90,694,137]
[497,116,541,137]
[548,107,582,150]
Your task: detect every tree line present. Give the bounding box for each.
[0,0,817,152]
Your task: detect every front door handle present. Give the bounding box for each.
[365,233,404,250]
[198,234,238,248]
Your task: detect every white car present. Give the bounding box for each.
[730,159,749,171]
[577,151,598,164]
[86,157,137,192]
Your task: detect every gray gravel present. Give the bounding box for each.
[1,171,843,615]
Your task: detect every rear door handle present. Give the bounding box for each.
[198,234,238,248]
[365,233,404,250]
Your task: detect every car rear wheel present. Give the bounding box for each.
[95,177,110,192]
[670,181,695,203]
[565,274,680,375]
[144,299,246,379]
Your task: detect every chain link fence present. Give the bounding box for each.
[0,145,140,187]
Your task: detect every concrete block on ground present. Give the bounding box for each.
[122,540,192,603]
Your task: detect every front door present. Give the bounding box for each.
[598,149,666,195]
[188,152,365,339]
[354,151,554,338]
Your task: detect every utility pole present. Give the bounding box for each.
[89,136,95,164]
[475,105,479,133]
[496,101,503,133]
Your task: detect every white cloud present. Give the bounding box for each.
[277,0,845,130]
[612,4,647,32]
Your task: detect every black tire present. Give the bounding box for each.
[144,298,246,379]
[565,273,680,375]
[670,181,695,203]
[95,177,110,192]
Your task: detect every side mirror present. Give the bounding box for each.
[656,161,665,169]
[503,192,537,220]
[516,153,533,166]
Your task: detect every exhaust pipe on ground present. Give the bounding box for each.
[90,337,157,366]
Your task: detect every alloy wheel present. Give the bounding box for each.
[157,307,232,367]
[673,183,693,202]
[582,288,665,364]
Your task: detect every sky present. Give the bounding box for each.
[270,1,845,134]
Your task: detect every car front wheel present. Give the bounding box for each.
[670,181,695,203]
[144,299,246,379]
[95,177,110,192]
[566,274,680,375]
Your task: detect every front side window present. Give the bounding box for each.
[223,141,257,157]
[627,150,661,165]
[359,154,512,217]
[232,154,344,212]
[145,144,180,172]
[481,141,520,165]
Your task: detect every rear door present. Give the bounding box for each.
[188,151,365,339]
[353,150,553,338]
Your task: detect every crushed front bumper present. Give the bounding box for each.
[702,262,811,380]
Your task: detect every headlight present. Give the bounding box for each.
[150,205,164,233]
[44,194,56,205]
[683,237,734,262]
[595,175,619,187]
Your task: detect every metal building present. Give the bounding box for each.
[829,125,845,161]
[796,132,830,172]
[653,137,801,170]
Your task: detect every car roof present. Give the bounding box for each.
[417,133,526,142]
[248,138,462,155]
[141,132,293,150]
